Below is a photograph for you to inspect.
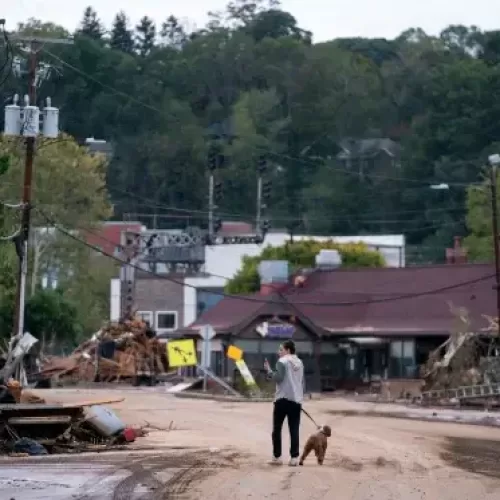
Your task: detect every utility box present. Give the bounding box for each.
[4,101,21,136]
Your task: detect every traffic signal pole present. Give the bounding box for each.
[256,175,262,233]
[208,173,214,240]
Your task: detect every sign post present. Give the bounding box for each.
[226,344,261,397]
[200,325,216,391]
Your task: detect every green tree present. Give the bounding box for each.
[12,10,500,265]
[0,134,112,301]
[110,11,134,53]
[16,18,70,38]
[0,135,111,228]
[0,289,83,347]
[136,16,157,57]
[243,9,311,43]
[78,7,104,40]
[160,16,188,48]
[464,165,500,261]
[226,240,385,294]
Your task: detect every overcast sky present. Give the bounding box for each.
[9,0,500,42]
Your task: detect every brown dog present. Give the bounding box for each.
[299,425,331,465]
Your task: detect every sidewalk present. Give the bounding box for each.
[320,398,500,428]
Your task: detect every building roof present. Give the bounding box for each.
[85,221,144,256]
[187,263,496,337]
[337,138,401,161]
[85,138,113,158]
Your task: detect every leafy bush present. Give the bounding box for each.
[226,239,385,294]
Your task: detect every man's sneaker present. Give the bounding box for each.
[289,458,298,467]
[269,457,283,466]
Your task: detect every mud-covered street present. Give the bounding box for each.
[3,388,500,499]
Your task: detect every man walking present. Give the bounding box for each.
[264,339,304,466]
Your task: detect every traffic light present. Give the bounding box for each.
[262,179,272,201]
[261,219,271,233]
[214,217,222,233]
[214,180,223,202]
[208,144,225,171]
[208,145,218,171]
[258,156,267,174]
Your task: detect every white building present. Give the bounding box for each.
[110,232,405,328]
[182,233,405,327]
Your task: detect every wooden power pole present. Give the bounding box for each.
[10,35,73,339]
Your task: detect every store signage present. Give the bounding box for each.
[256,320,295,338]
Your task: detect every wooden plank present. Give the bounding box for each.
[60,397,125,408]
[8,416,72,425]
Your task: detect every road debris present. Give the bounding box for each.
[0,397,143,456]
[36,317,170,386]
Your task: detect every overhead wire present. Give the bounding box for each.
[35,46,479,240]
[40,46,479,189]
[36,207,495,308]
[108,184,467,225]
[61,221,400,285]
[46,203,465,262]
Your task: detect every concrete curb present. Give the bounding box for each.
[173,392,273,403]
[327,408,500,429]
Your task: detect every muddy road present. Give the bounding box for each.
[3,389,500,499]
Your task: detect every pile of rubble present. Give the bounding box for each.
[0,389,145,456]
[37,317,169,386]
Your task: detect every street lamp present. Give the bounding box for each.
[430,162,500,334]
[429,183,450,190]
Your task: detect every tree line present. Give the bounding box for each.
[3,2,500,263]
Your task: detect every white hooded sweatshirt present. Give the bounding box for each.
[268,354,305,404]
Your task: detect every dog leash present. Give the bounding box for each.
[301,407,321,430]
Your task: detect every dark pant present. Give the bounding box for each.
[272,398,301,459]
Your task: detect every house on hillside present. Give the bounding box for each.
[179,257,496,392]
[85,138,113,160]
[337,138,401,177]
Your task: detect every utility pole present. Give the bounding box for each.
[489,157,500,332]
[207,144,218,242]
[121,231,140,320]
[5,35,73,339]
[257,156,271,242]
[208,174,214,238]
[13,48,37,340]
[256,158,264,233]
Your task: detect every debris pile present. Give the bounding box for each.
[422,331,481,392]
[37,318,169,385]
[421,311,500,405]
[0,397,143,456]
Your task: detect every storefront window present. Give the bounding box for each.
[389,339,417,378]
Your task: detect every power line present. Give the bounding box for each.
[41,46,479,188]
[63,220,467,293]
[111,185,465,224]
[37,207,495,308]
[50,208,465,264]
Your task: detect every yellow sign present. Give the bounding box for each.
[227,345,243,361]
[235,360,256,386]
[167,339,197,368]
